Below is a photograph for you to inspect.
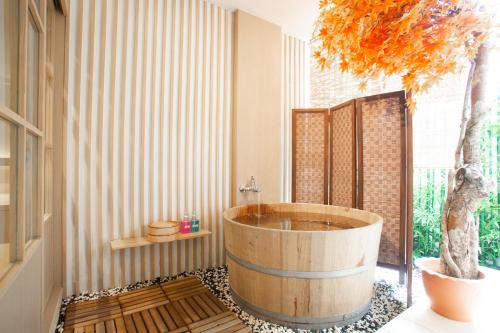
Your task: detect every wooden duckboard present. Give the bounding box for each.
[63,276,250,333]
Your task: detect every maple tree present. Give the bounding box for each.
[315,0,495,279]
[314,0,491,110]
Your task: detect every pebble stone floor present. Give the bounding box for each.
[57,266,420,333]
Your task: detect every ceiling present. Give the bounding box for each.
[217,0,320,40]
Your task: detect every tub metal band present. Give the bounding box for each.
[230,286,371,329]
[225,250,372,279]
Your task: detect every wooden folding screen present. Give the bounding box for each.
[292,91,413,303]
[291,109,329,204]
[356,91,409,276]
[330,100,357,207]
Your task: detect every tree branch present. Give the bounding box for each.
[440,61,475,278]
[464,44,490,165]
[454,61,476,169]
[440,169,463,278]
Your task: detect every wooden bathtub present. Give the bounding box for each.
[223,203,383,329]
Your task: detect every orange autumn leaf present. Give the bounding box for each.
[359,80,368,91]
[319,27,329,37]
[340,60,349,72]
[313,0,494,112]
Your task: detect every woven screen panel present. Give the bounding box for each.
[330,102,356,207]
[359,95,404,266]
[293,111,327,203]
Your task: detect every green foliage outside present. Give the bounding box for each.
[413,98,500,269]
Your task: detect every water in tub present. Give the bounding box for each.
[234,212,369,231]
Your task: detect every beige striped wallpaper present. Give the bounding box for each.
[64,0,308,296]
[281,35,307,202]
[65,0,233,295]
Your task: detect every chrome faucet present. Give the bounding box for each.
[239,176,261,193]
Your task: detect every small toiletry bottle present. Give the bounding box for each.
[180,213,192,234]
[191,212,200,232]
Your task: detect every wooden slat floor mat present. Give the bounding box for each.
[63,277,250,333]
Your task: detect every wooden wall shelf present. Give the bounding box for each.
[110,229,211,251]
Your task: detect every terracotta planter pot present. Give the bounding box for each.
[417,257,487,322]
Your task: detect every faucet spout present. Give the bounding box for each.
[239,176,261,193]
[249,176,260,192]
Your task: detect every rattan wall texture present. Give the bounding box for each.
[357,91,407,268]
[291,109,329,204]
[330,101,357,208]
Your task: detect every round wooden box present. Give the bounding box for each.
[147,221,179,243]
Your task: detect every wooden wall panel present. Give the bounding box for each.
[232,10,282,205]
[65,0,233,295]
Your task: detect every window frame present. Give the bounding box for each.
[0,0,45,278]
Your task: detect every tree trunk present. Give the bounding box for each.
[440,44,493,279]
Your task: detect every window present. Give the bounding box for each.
[0,0,45,278]
[0,0,19,112]
[0,119,17,278]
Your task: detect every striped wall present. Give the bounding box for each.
[65,0,233,295]
[281,35,307,202]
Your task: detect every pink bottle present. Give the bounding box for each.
[180,213,192,234]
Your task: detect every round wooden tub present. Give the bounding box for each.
[223,203,383,329]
